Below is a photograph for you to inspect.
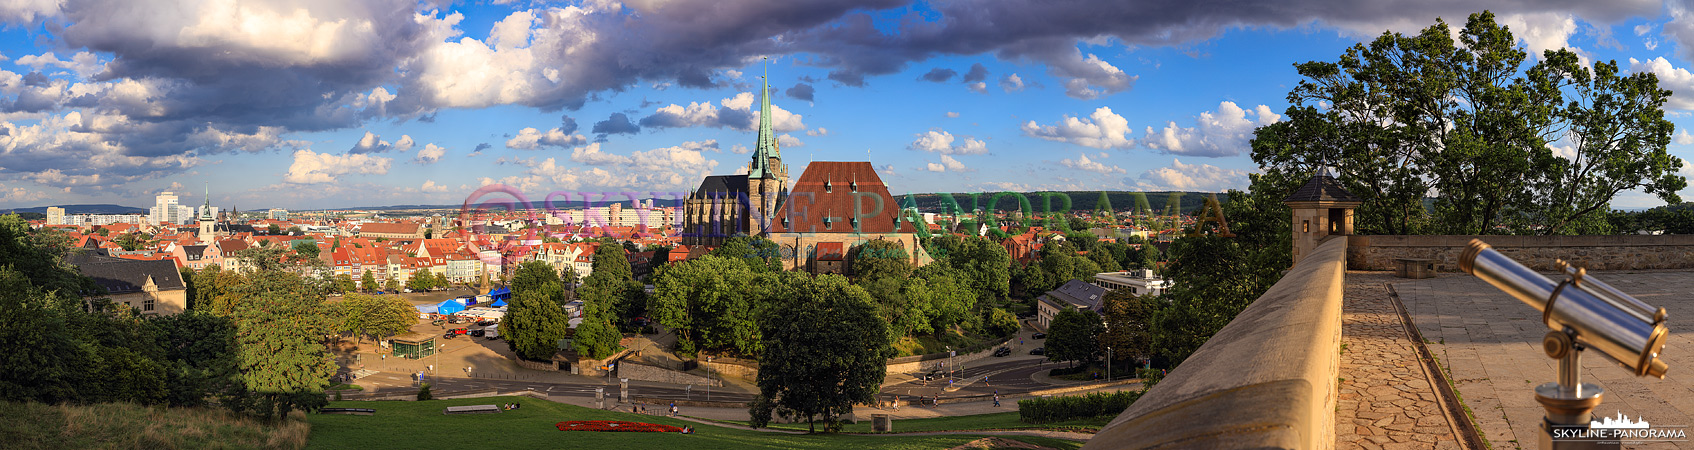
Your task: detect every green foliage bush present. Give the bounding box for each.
[1017,390,1143,424]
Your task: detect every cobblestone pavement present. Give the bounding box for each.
[1398,271,1694,450]
[1338,272,1465,450]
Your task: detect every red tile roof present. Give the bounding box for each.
[361,222,420,235]
[769,161,916,234]
[815,242,846,261]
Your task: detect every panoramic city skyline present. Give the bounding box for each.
[4,0,1694,210]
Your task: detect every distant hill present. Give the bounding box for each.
[893,191,1232,214]
[334,197,688,212]
[6,204,148,215]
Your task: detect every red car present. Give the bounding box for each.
[444,328,470,339]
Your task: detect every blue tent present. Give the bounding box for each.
[488,287,512,302]
[415,304,439,315]
[437,300,466,315]
[490,298,507,307]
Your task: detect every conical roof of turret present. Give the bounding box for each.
[1284,168,1361,204]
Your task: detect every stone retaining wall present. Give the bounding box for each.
[885,336,1015,375]
[616,361,722,387]
[1347,234,1694,272]
[1088,236,1348,450]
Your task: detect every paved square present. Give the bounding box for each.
[1395,271,1694,450]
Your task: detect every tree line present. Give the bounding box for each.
[0,214,342,420]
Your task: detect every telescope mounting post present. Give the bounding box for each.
[1535,324,1612,449]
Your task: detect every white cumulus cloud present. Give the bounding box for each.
[926,154,968,172]
[415,143,445,164]
[1022,106,1134,149]
[1131,159,1248,192]
[283,149,391,184]
[1059,153,1125,174]
[908,129,988,155]
[1143,101,1281,157]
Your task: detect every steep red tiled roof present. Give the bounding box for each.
[815,242,845,261]
[769,161,915,234]
[361,222,420,235]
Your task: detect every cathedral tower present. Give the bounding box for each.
[745,63,789,234]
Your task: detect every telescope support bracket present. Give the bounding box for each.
[1536,328,1617,449]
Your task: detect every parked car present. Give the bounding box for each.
[993,347,1011,357]
[469,329,485,337]
[1031,332,1047,339]
[475,320,498,327]
[1029,347,1046,356]
[443,328,470,339]
[631,317,650,328]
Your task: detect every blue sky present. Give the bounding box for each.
[2,0,1694,210]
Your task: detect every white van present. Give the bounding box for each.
[484,323,500,340]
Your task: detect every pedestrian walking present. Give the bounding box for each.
[933,395,939,408]
[670,403,678,417]
[893,395,900,411]
[994,394,1001,407]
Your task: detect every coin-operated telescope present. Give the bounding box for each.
[1461,239,1669,449]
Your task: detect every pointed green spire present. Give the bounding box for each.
[750,58,778,179]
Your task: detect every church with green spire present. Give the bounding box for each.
[681,71,789,246]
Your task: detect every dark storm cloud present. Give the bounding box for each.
[961,63,988,83]
[559,115,579,135]
[592,112,640,135]
[785,83,815,102]
[920,67,957,82]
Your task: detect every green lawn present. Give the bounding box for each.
[717,411,1107,434]
[306,396,1083,450]
[0,401,310,450]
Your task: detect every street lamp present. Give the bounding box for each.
[1107,347,1113,382]
[706,356,713,401]
[945,346,954,383]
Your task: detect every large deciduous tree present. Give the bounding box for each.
[1253,11,1684,236]
[1045,307,1102,367]
[506,283,573,361]
[650,255,764,356]
[848,239,912,281]
[1099,289,1156,368]
[751,274,890,432]
[708,235,782,273]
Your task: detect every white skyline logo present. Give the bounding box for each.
[1592,411,1651,429]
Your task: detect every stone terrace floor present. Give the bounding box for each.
[1396,270,1694,450]
[1338,272,1465,450]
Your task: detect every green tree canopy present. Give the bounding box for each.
[507,283,573,360]
[292,241,319,260]
[848,239,911,281]
[1253,11,1685,235]
[751,274,890,432]
[649,255,765,356]
[1046,307,1102,367]
[708,235,782,273]
[511,260,561,294]
[1099,289,1157,366]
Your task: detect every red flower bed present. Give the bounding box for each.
[555,420,684,433]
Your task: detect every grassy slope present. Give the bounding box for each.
[719,411,1108,434]
[0,401,310,450]
[306,396,1082,450]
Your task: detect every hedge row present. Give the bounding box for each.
[1017,390,1143,424]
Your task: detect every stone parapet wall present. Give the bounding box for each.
[1088,236,1348,450]
[1347,235,1694,272]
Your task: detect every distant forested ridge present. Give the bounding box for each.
[893,191,1230,214]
